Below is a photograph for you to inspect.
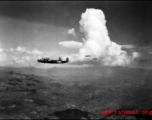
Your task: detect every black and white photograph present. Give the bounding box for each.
[0,1,151,119]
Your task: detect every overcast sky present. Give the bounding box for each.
[0,1,151,68]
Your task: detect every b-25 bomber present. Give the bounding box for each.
[37,57,69,64]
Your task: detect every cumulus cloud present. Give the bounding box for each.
[0,43,3,53]
[132,52,140,59]
[16,59,25,64]
[67,28,76,38]
[29,49,43,55]
[0,44,7,65]
[121,44,137,49]
[0,45,46,67]
[59,41,82,49]
[10,48,14,52]
[15,46,43,55]
[0,48,3,52]
[21,56,31,61]
[62,8,140,66]
[16,46,26,52]
[0,52,7,63]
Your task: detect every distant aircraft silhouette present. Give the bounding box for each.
[85,55,91,57]
[37,57,69,64]
[93,58,97,60]
[85,55,97,60]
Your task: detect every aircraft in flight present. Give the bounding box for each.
[85,55,91,57]
[93,58,97,60]
[37,57,69,64]
[85,55,97,60]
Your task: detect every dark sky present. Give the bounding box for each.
[0,1,151,67]
[0,1,151,46]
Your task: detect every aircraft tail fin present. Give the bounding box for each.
[66,57,69,62]
[58,57,62,61]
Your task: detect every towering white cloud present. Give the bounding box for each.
[62,8,139,66]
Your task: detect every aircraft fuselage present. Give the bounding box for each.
[37,57,69,64]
